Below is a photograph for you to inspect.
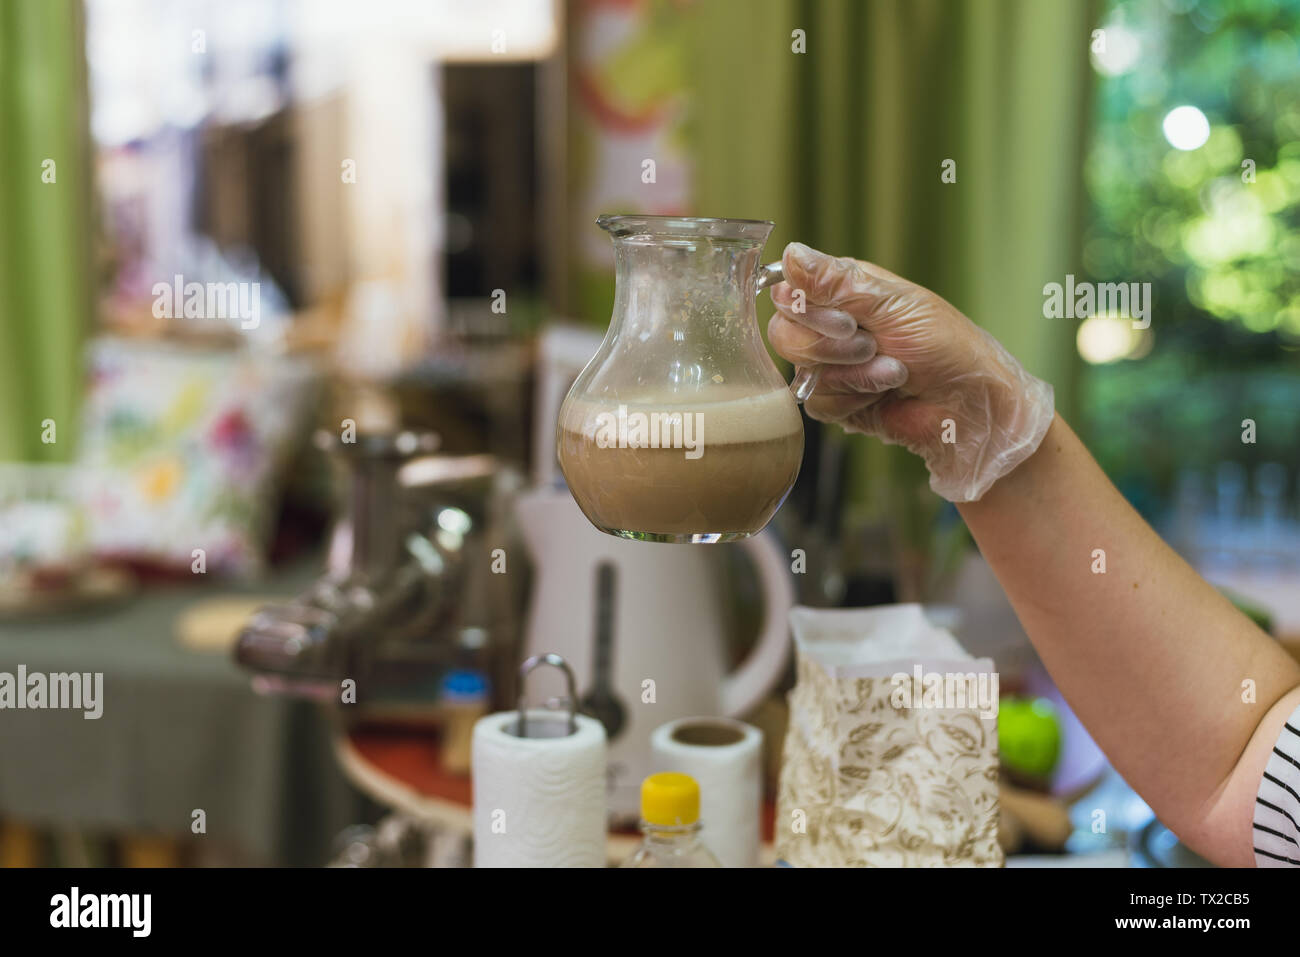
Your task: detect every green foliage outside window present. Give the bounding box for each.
[1083,0,1300,511]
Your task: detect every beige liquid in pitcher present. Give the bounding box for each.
[558,387,803,541]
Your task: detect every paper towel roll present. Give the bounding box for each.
[651,717,763,867]
[472,710,607,867]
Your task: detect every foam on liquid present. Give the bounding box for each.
[559,385,802,446]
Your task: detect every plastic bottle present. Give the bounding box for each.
[621,772,721,868]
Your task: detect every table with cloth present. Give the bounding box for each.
[0,563,364,866]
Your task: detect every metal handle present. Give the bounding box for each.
[593,563,615,683]
[757,260,822,404]
[515,653,578,737]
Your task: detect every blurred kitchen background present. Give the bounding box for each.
[0,0,1297,867]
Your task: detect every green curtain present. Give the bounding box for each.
[0,0,91,463]
[687,0,1095,403]
[684,0,1096,592]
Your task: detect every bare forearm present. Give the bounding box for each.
[763,243,1299,863]
[957,413,1300,865]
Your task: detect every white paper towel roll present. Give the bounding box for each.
[651,717,763,867]
[472,709,607,868]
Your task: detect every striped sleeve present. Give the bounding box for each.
[1254,704,1300,867]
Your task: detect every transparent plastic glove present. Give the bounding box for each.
[768,242,1055,503]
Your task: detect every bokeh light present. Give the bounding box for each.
[1162,105,1211,150]
[1091,24,1142,76]
[1077,315,1148,364]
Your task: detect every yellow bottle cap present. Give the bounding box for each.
[640,772,700,827]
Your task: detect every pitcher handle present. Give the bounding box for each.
[756,261,821,404]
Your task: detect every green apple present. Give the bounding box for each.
[999,696,1062,779]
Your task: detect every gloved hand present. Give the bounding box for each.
[768,242,1055,503]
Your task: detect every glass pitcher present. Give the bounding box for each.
[558,214,806,543]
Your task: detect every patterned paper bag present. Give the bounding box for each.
[776,605,1002,867]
